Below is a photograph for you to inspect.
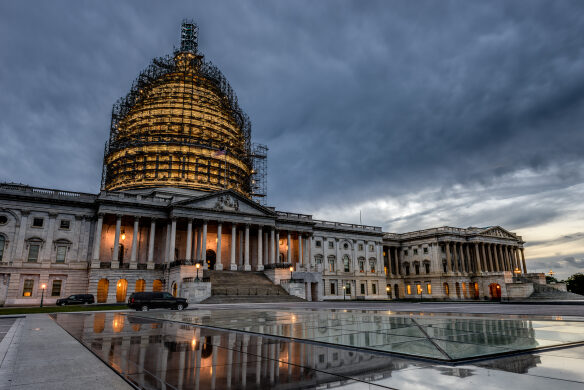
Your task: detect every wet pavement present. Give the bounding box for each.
[51,309,584,389]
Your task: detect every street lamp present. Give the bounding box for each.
[40,283,46,308]
[195,263,200,281]
[343,285,346,301]
[513,267,521,282]
[289,266,294,280]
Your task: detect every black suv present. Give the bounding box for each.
[128,292,188,311]
[56,294,95,306]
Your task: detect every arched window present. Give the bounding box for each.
[343,255,350,272]
[414,262,420,275]
[172,282,178,297]
[0,235,5,261]
[314,255,323,265]
[328,256,335,272]
[135,279,145,292]
[369,258,376,273]
[358,258,365,273]
[153,279,163,292]
[455,282,461,298]
[97,279,109,303]
[404,263,410,276]
[443,282,449,297]
[93,313,105,333]
[424,262,430,274]
[116,279,128,303]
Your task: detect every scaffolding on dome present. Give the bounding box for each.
[250,143,268,205]
[100,20,264,201]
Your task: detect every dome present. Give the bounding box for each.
[102,21,254,197]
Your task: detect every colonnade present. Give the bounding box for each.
[90,213,312,271]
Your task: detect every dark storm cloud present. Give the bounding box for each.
[1,0,584,237]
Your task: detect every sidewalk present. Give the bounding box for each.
[0,314,132,390]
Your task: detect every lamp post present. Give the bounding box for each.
[386,286,390,300]
[513,267,521,282]
[195,263,200,281]
[40,283,46,308]
[289,266,294,281]
[343,285,346,301]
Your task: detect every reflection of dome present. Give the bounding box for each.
[102,21,252,197]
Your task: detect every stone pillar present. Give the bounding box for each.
[298,234,303,268]
[111,215,122,268]
[164,221,171,263]
[520,248,527,273]
[244,224,250,271]
[230,224,237,270]
[445,242,452,274]
[185,219,193,261]
[275,230,280,263]
[216,222,223,270]
[130,217,139,269]
[287,232,292,264]
[147,219,156,269]
[91,213,104,267]
[263,231,268,265]
[202,220,208,269]
[465,244,471,273]
[169,218,177,263]
[495,244,501,271]
[41,214,57,263]
[307,234,312,268]
[475,243,482,273]
[395,247,402,277]
[256,226,263,271]
[480,243,487,272]
[486,243,494,272]
[196,227,202,260]
[270,228,275,264]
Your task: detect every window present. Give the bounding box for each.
[343,255,350,272]
[368,244,374,251]
[56,246,67,263]
[415,263,420,275]
[343,242,349,249]
[443,282,450,296]
[413,249,418,255]
[442,260,447,273]
[345,283,351,295]
[0,215,7,225]
[359,259,365,272]
[32,218,44,227]
[330,282,336,295]
[426,283,432,294]
[369,259,376,273]
[417,284,422,295]
[51,280,62,296]
[404,263,410,276]
[315,255,323,265]
[360,283,365,295]
[406,284,411,295]
[328,258,335,272]
[423,247,428,254]
[358,244,364,251]
[0,235,5,261]
[328,241,334,249]
[441,246,445,253]
[22,279,34,297]
[59,220,70,229]
[372,284,377,295]
[424,263,430,274]
[315,240,322,248]
[404,250,408,256]
[28,244,40,262]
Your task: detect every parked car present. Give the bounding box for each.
[56,294,95,306]
[127,292,188,311]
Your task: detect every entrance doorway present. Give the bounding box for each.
[206,249,216,270]
[116,279,128,303]
[394,284,399,299]
[489,283,502,300]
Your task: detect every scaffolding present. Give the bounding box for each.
[101,20,264,200]
[250,143,268,205]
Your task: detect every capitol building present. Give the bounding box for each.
[0,22,540,306]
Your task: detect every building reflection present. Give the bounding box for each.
[54,312,545,389]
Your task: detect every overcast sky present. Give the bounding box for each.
[0,1,583,279]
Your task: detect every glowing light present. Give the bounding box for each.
[41,283,46,289]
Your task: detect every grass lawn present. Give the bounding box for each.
[0,304,128,315]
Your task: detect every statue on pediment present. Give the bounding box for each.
[214,195,239,211]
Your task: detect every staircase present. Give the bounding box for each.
[201,270,305,304]
[527,283,584,301]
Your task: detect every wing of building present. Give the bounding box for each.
[0,21,544,306]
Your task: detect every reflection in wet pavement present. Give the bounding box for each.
[52,312,584,390]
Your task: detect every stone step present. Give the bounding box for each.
[202,295,305,304]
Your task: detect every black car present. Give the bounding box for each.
[56,294,95,306]
[128,292,188,311]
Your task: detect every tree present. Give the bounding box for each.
[566,273,584,295]
[546,275,558,284]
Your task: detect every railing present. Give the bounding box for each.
[263,262,293,270]
[276,211,312,220]
[169,259,204,268]
[313,219,382,232]
[0,183,95,199]
[211,287,282,296]
[280,278,305,284]
[183,277,210,283]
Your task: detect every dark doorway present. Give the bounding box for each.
[394,284,399,299]
[489,283,502,301]
[206,249,216,270]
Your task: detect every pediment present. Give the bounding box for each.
[479,226,517,240]
[173,190,275,217]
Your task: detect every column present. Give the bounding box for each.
[130,217,139,269]
[202,220,208,269]
[147,219,156,269]
[395,247,402,277]
[298,234,303,267]
[270,228,275,264]
[216,222,223,270]
[111,215,122,268]
[287,232,292,264]
[520,248,527,274]
[196,227,202,260]
[510,246,517,271]
[164,221,171,263]
[244,224,250,271]
[230,224,237,270]
[495,244,502,271]
[487,243,494,272]
[480,243,487,272]
[256,226,263,271]
[185,219,193,261]
[91,213,104,267]
[169,218,177,263]
[474,243,482,273]
[307,234,312,268]
[41,214,57,262]
[275,230,280,263]
[263,231,268,265]
[465,244,471,273]
[238,229,243,266]
[445,242,452,274]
